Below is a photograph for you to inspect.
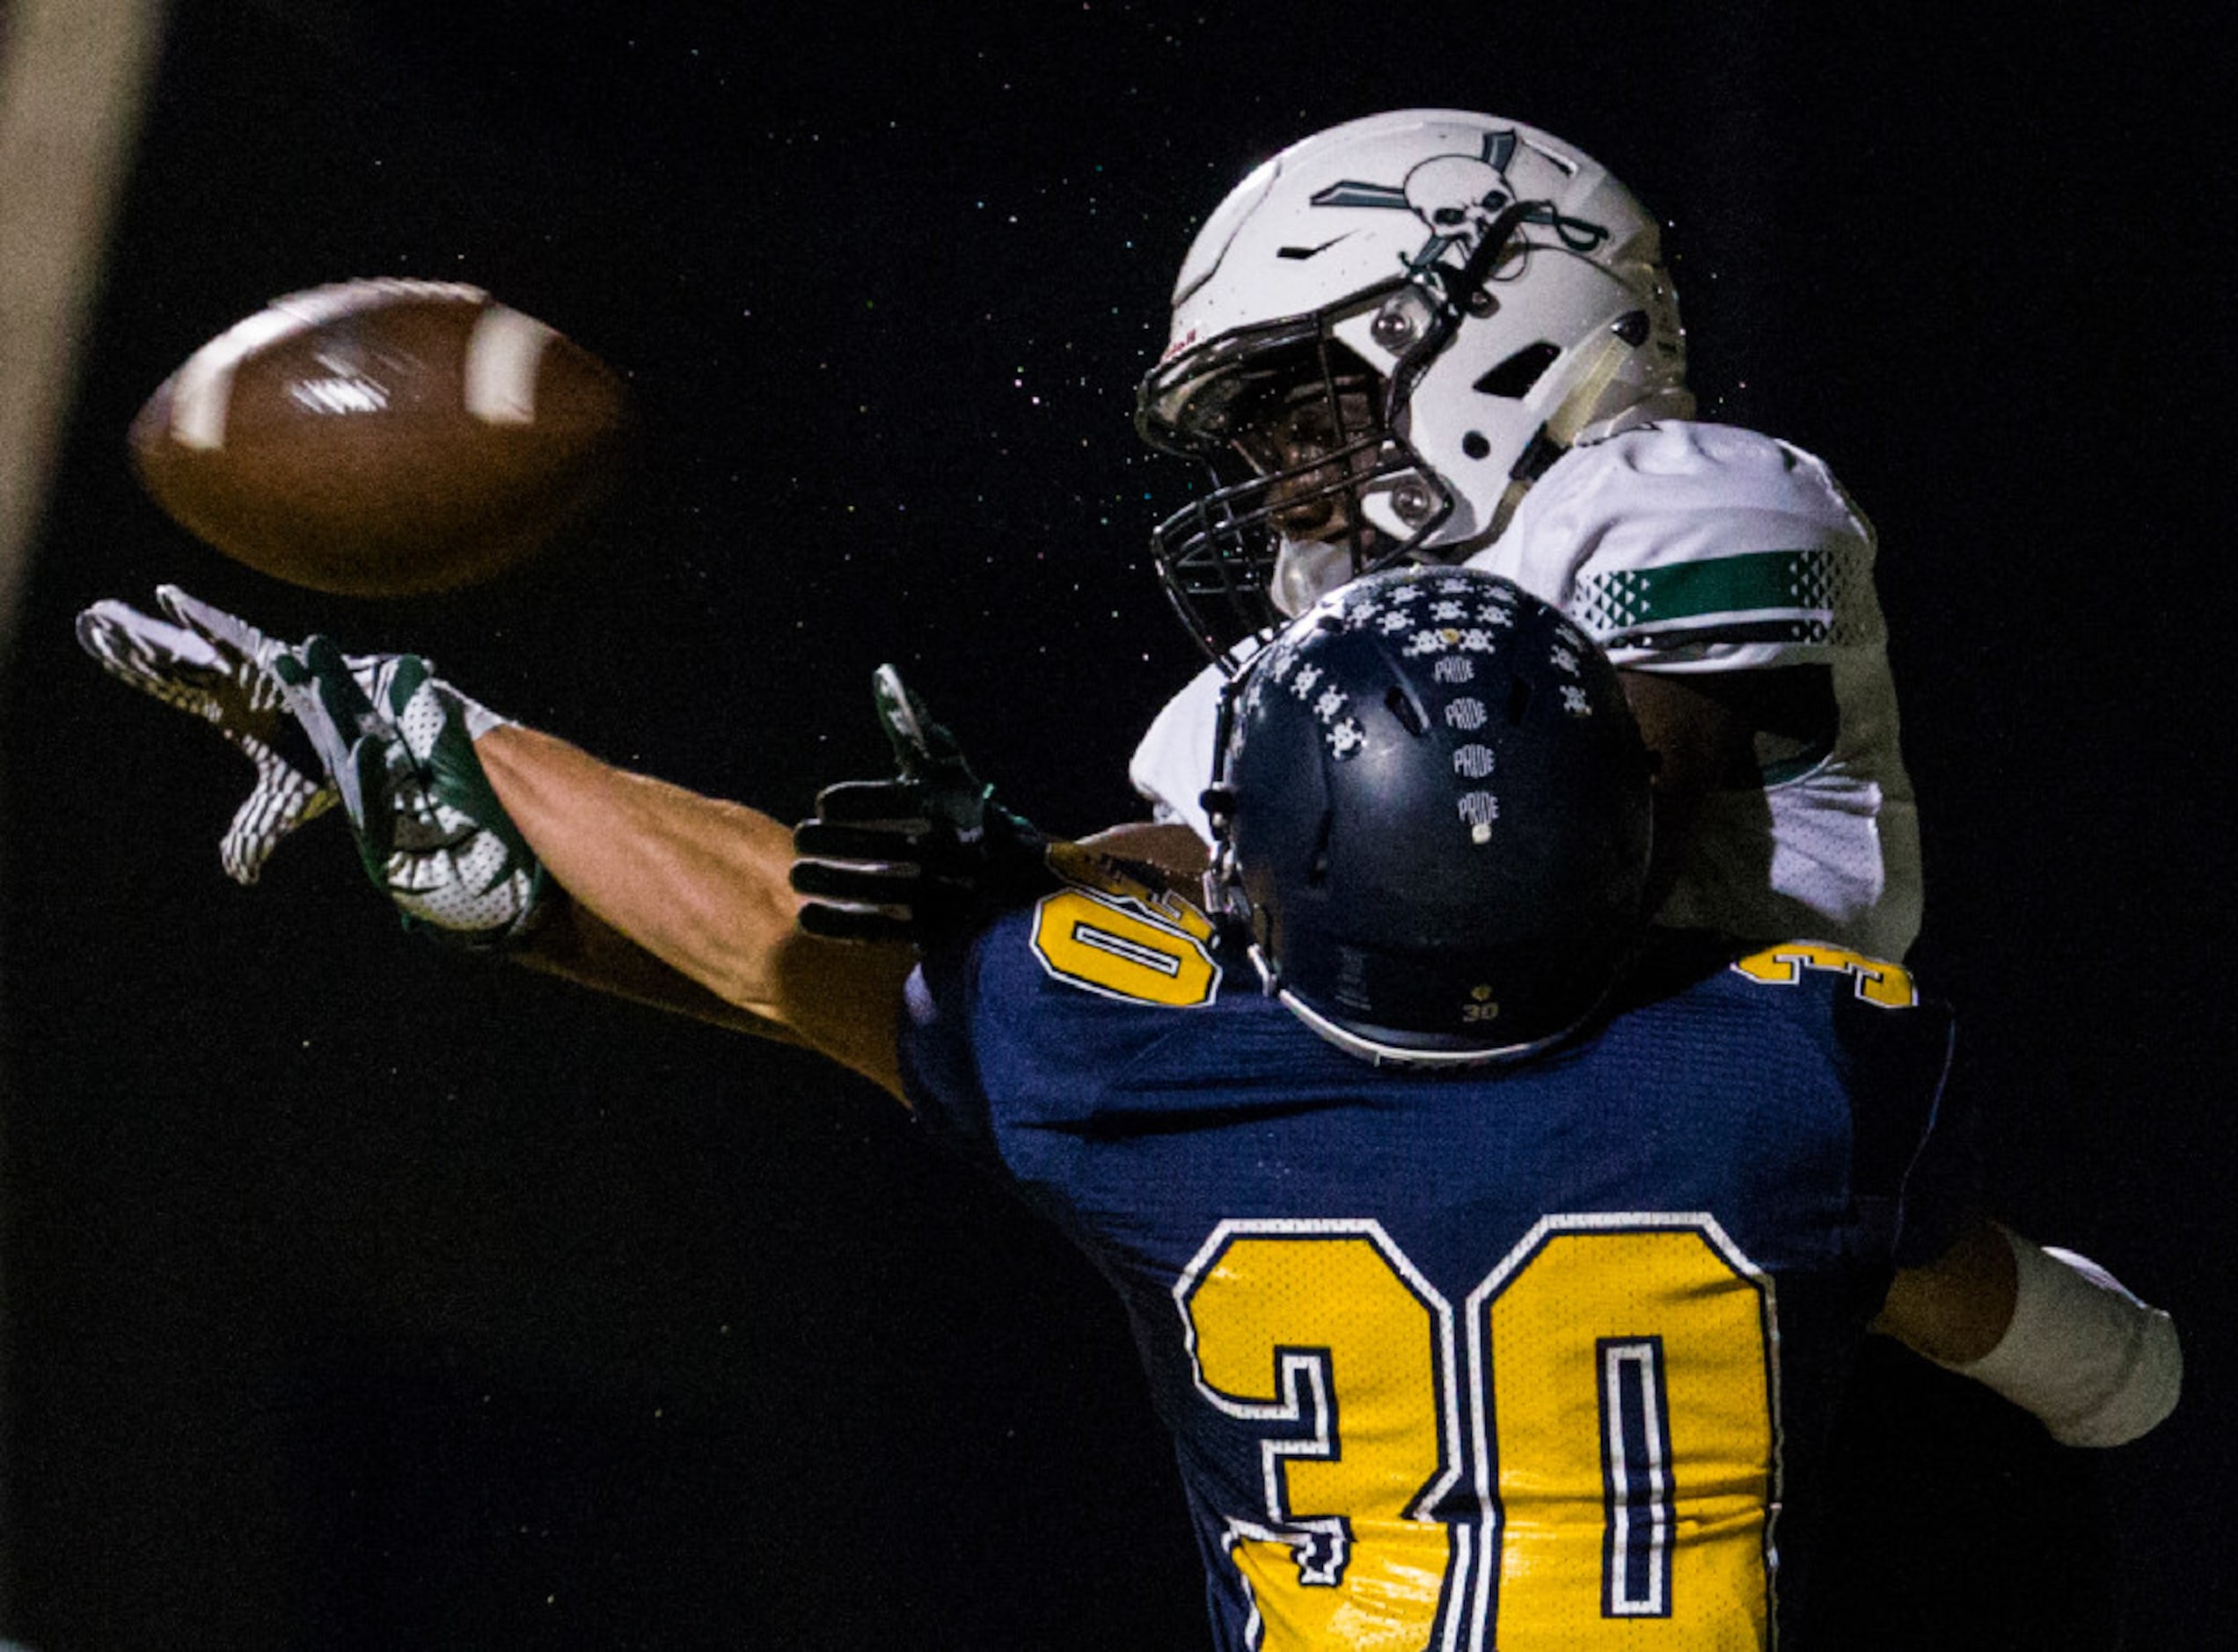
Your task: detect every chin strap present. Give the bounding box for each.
[1393,197,1694,550]
[1483,428,1569,545]
[1482,322,1657,541]
[1196,676,1247,935]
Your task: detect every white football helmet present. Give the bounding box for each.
[1137,109,1692,659]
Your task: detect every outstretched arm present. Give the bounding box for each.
[512,888,809,1047]
[477,724,918,1098]
[77,588,918,1097]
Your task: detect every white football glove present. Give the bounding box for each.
[79,586,548,949]
[76,584,338,883]
[267,636,549,950]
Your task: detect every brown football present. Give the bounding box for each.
[128,279,626,596]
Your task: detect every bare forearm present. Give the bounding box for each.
[474,723,913,1093]
[516,898,810,1045]
[477,725,795,1001]
[1874,1214,2017,1364]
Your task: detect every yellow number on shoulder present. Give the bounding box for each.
[1029,852,1220,1008]
[1731,940,1915,1008]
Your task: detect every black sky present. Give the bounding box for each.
[4,3,2228,1646]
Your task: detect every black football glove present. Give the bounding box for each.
[791,665,1051,943]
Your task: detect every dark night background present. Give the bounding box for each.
[2,2,2228,1646]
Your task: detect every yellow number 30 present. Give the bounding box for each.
[1178,1216,1777,1650]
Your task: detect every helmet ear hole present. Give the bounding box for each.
[1306,811,1335,887]
[1385,683,1427,735]
[1473,341,1561,398]
[1507,674,1535,725]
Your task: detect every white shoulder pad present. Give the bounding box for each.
[1477,420,1883,669]
[1127,657,1234,846]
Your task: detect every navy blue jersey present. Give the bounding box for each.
[898,858,1964,1651]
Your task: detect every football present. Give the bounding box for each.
[128,279,626,597]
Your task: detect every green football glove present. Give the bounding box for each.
[78,584,546,950]
[790,665,1050,943]
[268,636,550,950]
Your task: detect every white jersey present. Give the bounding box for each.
[1130,420,1922,959]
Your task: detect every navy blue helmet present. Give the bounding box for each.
[1206,565,1654,1066]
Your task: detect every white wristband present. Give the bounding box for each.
[1945,1225,2181,1447]
[451,688,513,741]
